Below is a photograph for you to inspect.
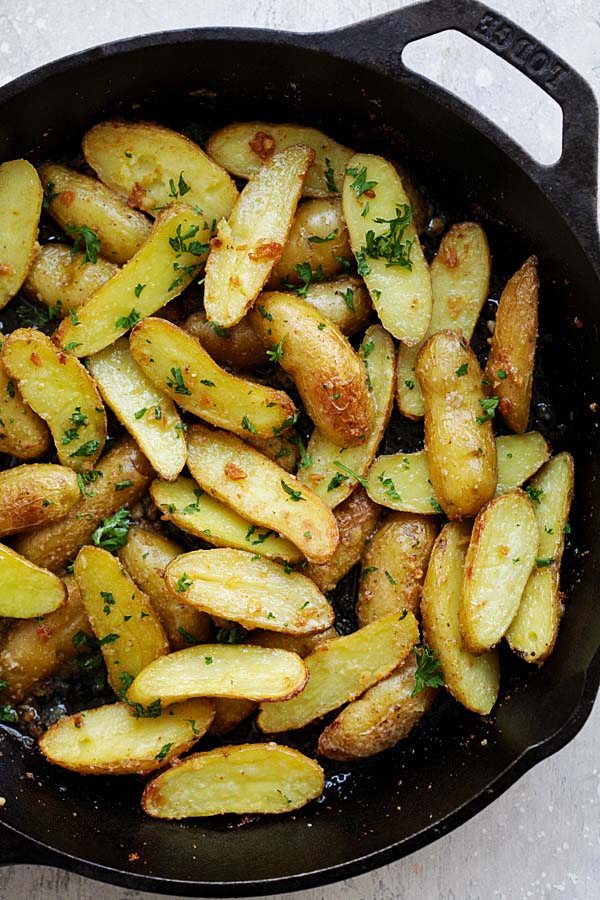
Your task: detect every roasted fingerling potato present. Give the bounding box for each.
[184,309,268,370]
[0,463,79,537]
[0,336,50,460]
[24,243,118,314]
[268,198,351,286]
[0,159,43,309]
[0,542,66,618]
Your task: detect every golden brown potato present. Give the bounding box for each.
[485,256,539,434]
[417,331,497,519]
[268,198,351,286]
[0,340,50,460]
[241,430,300,474]
[248,627,338,657]
[184,309,268,369]
[0,160,43,309]
[208,698,256,737]
[0,463,79,537]
[300,276,372,337]
[0,542,66,618]
[24,243,118,314]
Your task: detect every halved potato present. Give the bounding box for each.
[0,542,66,618]
[0,463,79,537]
[204,144,314,327]
[54,203,209,357]
[421,521,500,715]
[396,222,491,418]
[418,331,497,518]
[118,525,212,651]
[166,548,333,635]
[206,121,353,197]
[130,317,296,438]
[251,292,373,447]
[24,243,118,314]
[39,698,214,775]
[357,513,437,625]
[0,160,43,308]
[208,699,256,737]
[151,477,302,562]
[299,324,395,507]
[257,610,419,733]
[0,340,50,460]
[126,645,308,707]
[74,544,168,696]
[3,329,106,471]
[142,742,324,818]
[343,153,432,344]
[268,198,351,285]
[506,453,574,663]
[184,309,268,369]
[186,424,338,564]
[484,256,539,434]
[13,436,153,572]
[460,490,538,654]
[87,337,186,481]
[248,627,338,657]
[38,163,151,264]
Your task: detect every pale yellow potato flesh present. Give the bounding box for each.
[421,521,499,715]
[318,656,437,760]
[495,431,551,493]
[208,699,257,737]
[0,160,43,308]
[251,292,373,447]
[396,222,491,418]
[460,489,538,654]
[127,644,308,707]
[248,627,338,657]
[3,329,106,472]
[54,203,209,357]
[268,198,351,286]
[257,610,419,733]
[39,698,214,775]
[0,341,50,460]
[74,545,168,696]
[357,513,438,625]
[118,526,212,651]
[0,463,79,537]
[186,424,338,564]
[166,548,333,635]
[87,337,186,481]
[129,317,296,438]
[506,453,574,663]
[343,153,432,344]
[0,542,66,618]
[204,144,314,327]
[299,324,395,507]
[151,477,302,563]
[418,331,497,519]
[142,742,325,818]
[24,243,118,314]
[38,163,151,264]
[206,121,353,197]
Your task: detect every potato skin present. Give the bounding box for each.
[417,331,497,519]
[24,243,118,314]
[300,276,372,337]
[0,463,79,537]
[269,198,351,286]
[184,309,267,369]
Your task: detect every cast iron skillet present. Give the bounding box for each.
[1,0,599,894]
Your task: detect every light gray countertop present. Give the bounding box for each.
[1,1,599,898]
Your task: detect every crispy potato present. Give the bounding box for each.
[257,610,419,733]
[485,256,539,434]
[0,575,88,703]
[357,513,437,625]
[127,644,308,707]
[54,203,209,357]
[206,121,353,198]
[0,542,66,618]
[142,742,324,818]
[208,698,256,737]
[166,548,333,635]
[24,243,118,314]
[14,436,153,572]
[204,144,314,327]
[397,222,491,418]
[306,487,380,593]
[87,337,186,481]
[118,525,212,650]
[343,154,432,344]
[251,292,373,447]
[460,490,538,654]
[268,198,351,286]
[507,453,574,663]
[186,424,338,564]
[83,120,238,222]
[418,331,497,518]
[241,430,300,474]
[318,655,437,760]
[0,160,43,308]
[0,463,79,537]
[0,340,50,460]
[300,276,372,337]
[421,521,499,715]
[74,544,168,695]
[38,163,150,264]
[3,328,106,472]
[248,627,338,657]
[39,698,214,775]
[184,309,268,369]
[151,477,302,562]
[130,317,296,438]
[299,324,395,507]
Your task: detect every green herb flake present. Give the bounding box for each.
[384,570,397,586]
[241,415,258,434]
[497,369,507,380]
[476,396,500,425]
[66,224,101,265]
[134,283,146,298]
[155,742,173,762]
[281,479,305,502]
[346,165,378,199]
[266,334,287,363]
[177,573,192,592]
[327,472,347,492]
[333,460,367,486]
[535,556,554,568]
[134,407,147,419]
[456,363,468,377]
[92,507,131,553]
[115,307,141,331]
[115,480,134,492]
[525,485,544,504]
[308,229,338,244]
[166,367,192,395]
[100,591,116,615]
[324,158,338,193]
[336,287,355,312]
[412,644,444,695]
[378,473,400,501]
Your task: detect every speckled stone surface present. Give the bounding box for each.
[0,2,599,898]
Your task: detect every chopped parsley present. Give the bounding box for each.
[497,369,507,380]
[360,204,414,271]
[42,181,59,209]
[100,591,116,615]
[525,485,544,504]
[92,507,131,553]
[384,570,397,586]
[118,672,162,718]
[346,165,378,198]
[361,566,378,583]
[155,742,173,762]
[412,644,444,695]
[69,440,100,458]
[281,479,305,502]
[134,407,147,419]
[176,574,192,592]
[378,472,400,500]
[324,158,338,193]
[287,261,323,298]
[166,367,192,395]
[62,407,88,444]
[336,287,355,312]
[327,472,347,492]
[535,556,554,568]
[333,460,367,486]
[115,308,141,331]
[456,363,468,377]
[215,623,247,644]
[476,396,500,425]
[241,415,258,434]
[308,229,338,244]
[134,283,146,298]
[430,497,443,514]
[0,705,18,724]
[404,379,415,390]
[115,480,133,492]
[76,469,102,497]
[266,335,287,363]
[66,224,101,264]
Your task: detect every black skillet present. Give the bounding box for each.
[1,0,599,894]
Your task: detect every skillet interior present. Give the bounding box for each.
[0,27,599,896]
